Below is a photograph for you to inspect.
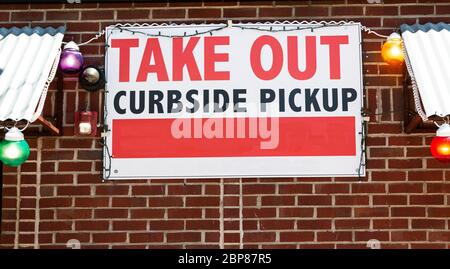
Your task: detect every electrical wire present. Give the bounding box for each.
[63,20,391,47]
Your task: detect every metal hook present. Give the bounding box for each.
[18,121,30,132]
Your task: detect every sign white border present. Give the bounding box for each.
[103,22,365,180]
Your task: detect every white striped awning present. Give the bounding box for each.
[401,23,450,119]
[0,26,64,122]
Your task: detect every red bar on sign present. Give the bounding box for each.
[112,117,356,158]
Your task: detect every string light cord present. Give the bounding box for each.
[402,38,428,122]
[358,110,368,180]
[64,20,392,47]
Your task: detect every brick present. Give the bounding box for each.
[295,6,329,17]
[42,150,74,160]
[188,8,221,18]
[370,147,404,157]
[412,219,446,229]
[112,197,147,207]
[167,232,201,243]
[75,220,109,231]
[297,219,331,230]
[373,219,408,229]
[148,197,184,207]
[278,184,312,194]
[81,10,114,20]
[243,208,277,218]
[46,11,79,21]
[113,220,147,231]
[56,232,90,243]
[66,22,100,32]
[389,136,423,146]
[77,150,102,160]
[131,185,165,195]
[335,195,369,205]
[429,232,450,242]
[260,220,295,230]
[150,220,184,230]
[314,183,349,194]
[406,147,430,157]
[94,209,128,219]
[95,185,129,195]
[427,183,450,193]
[351,183,386,193]
[317,207,352,218]
[59,139,93,148]
[391,207,426,217]
[371,171,406,181]
[367,123,402,134]
[388,183,424,193]
[75,197,109,207]
[389,159,423,169]
[130,209,166,219]
[186,220,220,230]
[317,232,352,242]
[373,195,407,205]
[186,197,220,207]
[278,208,313,218]
[243,232,276,243]
[223,8,256,18]
[410,195,445,205]
[332,7,363,16]
[56,208,91,220]
[129,233,164,243]
[259,7,293,17]
[77,174,102,184]
[93,233,127,243]
[152,9,186,19]
[428,208,450,217]
[354,207,389,217]
[168,185,202,195]
[57,186,91,196]
[168,208,202,219]
[409,171,444,181]
[40,198,72,208]
[355,231,389,242]
[401,5,434,15]
[262,196,295,206]
[298,195,332,205]
[11,11,44,21]
[280,232,314,242]
[335,219,370,229]
[117,10,150,20]
[40,221,72,231]
[391,231,426,242]
[365,6,398,16]
[243,184,275,194]
[58,162,92,172]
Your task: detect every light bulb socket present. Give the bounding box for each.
[5,127,24,141]
[63,41,80,51]
[436,123,450,137]
[387,32,402,41]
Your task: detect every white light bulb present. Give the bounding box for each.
[79,122,92,135]
[3,145,21,159]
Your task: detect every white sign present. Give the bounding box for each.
[104,22,364,179]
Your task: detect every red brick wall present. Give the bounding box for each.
[1,0,450,249]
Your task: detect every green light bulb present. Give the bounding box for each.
[0,127,30,167]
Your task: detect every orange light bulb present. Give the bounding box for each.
[381,33,404,65]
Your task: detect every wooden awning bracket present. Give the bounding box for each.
[36,115,61,136]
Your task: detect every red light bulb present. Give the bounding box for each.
[430,123,450,163]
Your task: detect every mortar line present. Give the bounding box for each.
[34,137,42,249]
